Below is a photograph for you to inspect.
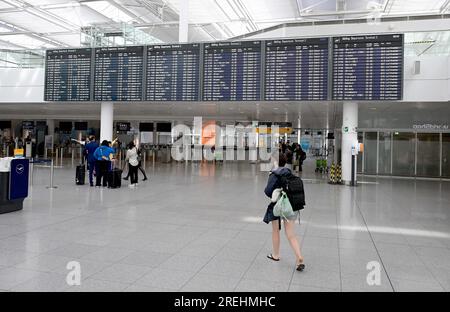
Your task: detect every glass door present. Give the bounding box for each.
[392,132,415,176]
[416,133,440,177]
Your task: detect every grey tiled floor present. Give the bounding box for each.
[0,159,449,292]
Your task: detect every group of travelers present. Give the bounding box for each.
[83,135,147,188]
[263,142,307,272]
[279,141,307,172]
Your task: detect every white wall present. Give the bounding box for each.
[0,68,44,103]
[403,55,449,102]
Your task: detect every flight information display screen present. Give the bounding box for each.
[146,44,200,101]
[265,38,329,101]
[44,48,92,101]
[94,46,143,101]
[203,41,261,101]
[332,34,403,100]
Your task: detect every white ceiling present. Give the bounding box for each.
[0,0,449,50]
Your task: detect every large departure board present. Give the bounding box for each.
[44,48,92,101]
[94,46,143,101]
[203,41,261,101]
[265,38,329,101]
[332,34,403,100]
[146,44,200,101]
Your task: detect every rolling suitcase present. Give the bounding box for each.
[107,168,122,189]
[76,164,85,185]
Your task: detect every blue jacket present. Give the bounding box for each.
[94,145,115,161]
[85,141,99,163]
[264,167,291,198]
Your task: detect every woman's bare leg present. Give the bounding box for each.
[284,220,303,265]
[271,220,281,259]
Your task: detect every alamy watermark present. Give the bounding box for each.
[366,261,381,286]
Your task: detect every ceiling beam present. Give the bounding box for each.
[440,0,450,13]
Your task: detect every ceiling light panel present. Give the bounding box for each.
[47,6,111,27]
[0,11,68,33]
[84,1,135,23]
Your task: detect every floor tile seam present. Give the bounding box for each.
[353,198,395,292]
[178,228,244,291]
[407,243,447,291]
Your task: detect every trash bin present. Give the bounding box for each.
[0,158,29,214]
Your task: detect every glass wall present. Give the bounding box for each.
[392,132,416,176]
[364,132,377,174]
[443,133,450,178]
[416,133,440,177]
[378,131,392,175]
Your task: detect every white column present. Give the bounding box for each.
[100,102,114,142]
[46,119,55,136]
[297,116,301,144]
[341,102,358,184]
[179,0,189,43]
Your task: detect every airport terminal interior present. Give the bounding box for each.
[0,0,449,293]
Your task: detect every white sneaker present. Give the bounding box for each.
[128,184,135,188]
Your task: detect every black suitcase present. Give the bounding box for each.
[108,168,122,188]
[76,164,85,185]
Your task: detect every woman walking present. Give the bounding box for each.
[263,152,305,271]
[125,141,139,188]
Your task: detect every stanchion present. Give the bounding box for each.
[71,148,74,166]
[55,148,59,167]
[152,149,155,167]
[46,159,58,189]
[143,151,146,168]
[29,161,34,186]
[60,147,63,166]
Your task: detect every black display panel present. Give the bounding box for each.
[332,34,403,100]
[59,122,72,132]
[44,48,92,101]
[146,44,200,101]
[0,121,11,129]
[265,38,329,101]
[74,122,88,131]
[94,46,143,101]
[139,123,154,132]
[22,121,34,130]
[116,122,131,132]
[156,123,171,132]
[203,41,261,101]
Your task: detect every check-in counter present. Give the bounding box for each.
[0,157,29,214]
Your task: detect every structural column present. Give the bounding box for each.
[178,0,189,43]
[100,102,114,142]
[341,102,358,185]
[297,115,301,144]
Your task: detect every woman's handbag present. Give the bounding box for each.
[273,191,296,220]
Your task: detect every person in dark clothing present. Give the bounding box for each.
[84,135,99,187]
[263,152,305,272]
[93,139,116,187]
[294,144,306,172]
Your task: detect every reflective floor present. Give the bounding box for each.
[0,158,449,292]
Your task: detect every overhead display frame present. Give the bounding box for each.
[264,38,330,101]
[146,43,201,101]
[43,34,404,102]
[202,41,262,101]
[332,34,403,100]
[44,48,92,101]
[94,46,144,101]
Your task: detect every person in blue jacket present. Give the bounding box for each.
[84,135,99,187]
[263,152,305,272]
[93,139,116,187]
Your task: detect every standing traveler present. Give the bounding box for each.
[294,144,306,172]
[85,135,99,187]
[125,141,139,188]
[94,139,116,187]
[123,145,148,181]
[263,152,305,272]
